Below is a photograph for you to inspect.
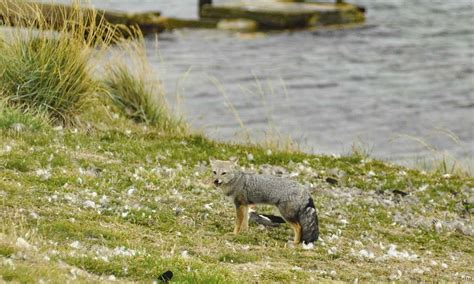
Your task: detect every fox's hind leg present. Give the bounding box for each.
[289,222,302,245]
[234,205,248,234]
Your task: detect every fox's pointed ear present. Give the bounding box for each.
[232,158,239,166]
[209,157,216,166]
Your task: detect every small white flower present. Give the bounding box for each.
[36,169,51,180]
[29,211,39,219]
[441,263,448,269]
[339,219,349,225]
[359,249,375,259]
[328,247,337,255]
[127,187,136,196]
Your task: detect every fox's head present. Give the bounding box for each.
[210,159,238,187]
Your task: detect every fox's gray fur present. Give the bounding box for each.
[211,160,319,245]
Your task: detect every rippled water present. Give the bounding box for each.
[47,1,474,165]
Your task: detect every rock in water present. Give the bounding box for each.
[217,19,258,32]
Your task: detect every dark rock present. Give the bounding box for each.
[326,177,338,185]
[158,270,173,283]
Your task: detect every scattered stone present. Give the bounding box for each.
[10,123,26,132]
[127,187,136,196]
[16,237,33,250]
[83,200,96,209]
[70,241,81,249]
[389,270,402,280]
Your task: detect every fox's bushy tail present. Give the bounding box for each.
[299,197,319,244]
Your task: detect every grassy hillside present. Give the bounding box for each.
[1,113,473,282]
[0,2,473,282]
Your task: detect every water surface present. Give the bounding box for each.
[46,0,474,166]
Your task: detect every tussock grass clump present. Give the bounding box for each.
[0,1,115,126]
[0,37,96,125]
[104,40,187,133]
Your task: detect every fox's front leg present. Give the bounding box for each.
[234,205,248,234]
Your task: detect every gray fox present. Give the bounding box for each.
[210,159,319,245]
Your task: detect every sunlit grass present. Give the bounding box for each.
[103,39,187,133]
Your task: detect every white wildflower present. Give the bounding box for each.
[127,187,136,196]
[291,266,303,271]
[100,195,108,205]
[113,246,136,257]
[29,211,39,219]
[328,246,337,255]
[36,168,51,180]
[359,249,375,259]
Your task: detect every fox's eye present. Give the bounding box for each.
[222,172,227,175]
[212,171,217,175]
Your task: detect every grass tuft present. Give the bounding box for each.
[0,0,115,126]
[104,39,187,133]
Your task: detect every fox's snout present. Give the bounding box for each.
[214,179,223,186]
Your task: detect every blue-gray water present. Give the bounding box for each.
[51,1,474,167]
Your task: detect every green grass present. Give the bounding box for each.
[0,1,117,126]
[101,37,187,133]
[0,115,472,282]
[0,2,473,282]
